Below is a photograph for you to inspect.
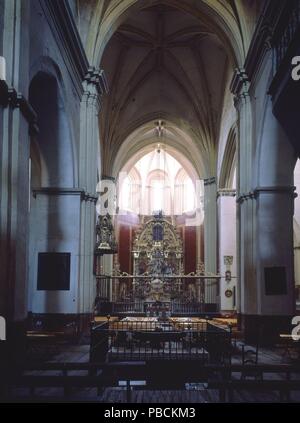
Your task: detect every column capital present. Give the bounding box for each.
[236,191,255,204]
[101,175,116,182]
[217,189,236,198]
[230,68,250,96]
[82,67,108,111]
[84,67,108,95]
[237,185,297,204]
[0,80,38,134]
[230,68,251,109]
[254,185,297,198]
[204,177,216,186]
[32,187,98,203]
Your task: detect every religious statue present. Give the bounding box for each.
[149,255,164,275]
[95,213,117,254]
[119,282,127,300]
[188,283,196,301]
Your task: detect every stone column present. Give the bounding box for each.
[0,1,34,323]
[250,98,296,342]
[196,224,202,267]
[217,190,237,311]
[78,68,107,319]
[0,0,34,367]
[230,69,254,325]
[203,177,217,307]
[231,68,296,343]
[254,186,295,313]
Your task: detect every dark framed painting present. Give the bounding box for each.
[37,252,71,291]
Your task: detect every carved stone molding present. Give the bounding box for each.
[217,189,236,198]
[0,80,38,134]
[101,175,116,182]
[32,187,97,202]
[230,68,250,109]
[83,67,108,112]
[254,185,297,198]
[224,256,233,266]
[230,1,292,101]
[81,192,98,203]
[237,186,297,204]
[84,67,108,96]
[236,191,255,204]
[204,177,216,186]
[230,68,250,96]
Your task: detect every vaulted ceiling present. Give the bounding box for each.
[75,0,262,178]
[100,3,229,177]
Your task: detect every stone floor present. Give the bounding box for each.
[9,384,300,403]
[43,341,299,365]
[5,341,300,403]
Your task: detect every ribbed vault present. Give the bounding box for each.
[75,1,262,178]
[77,0,262,66]
[112,120,202,180]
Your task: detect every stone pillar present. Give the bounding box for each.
[196,224,202,268]
[249,98,296,342]
[0,93,33,322]
[217,190,237,311]
[28,188,83,315]
[230,69,254,328]
[204,177,217,308]
[0,0,33,368]
[255,186,295,305]
[78,68,107,319]
[0,1,34,323]
[231,68,296,343]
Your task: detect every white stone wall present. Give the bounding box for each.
[217,73,237,180]
[218,195,237,311]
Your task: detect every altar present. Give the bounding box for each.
[131,214,184,313]
[94,214,220,316]
[144,301,171,318]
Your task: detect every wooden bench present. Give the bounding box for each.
[277,334,300,362]
[4,362,300,402]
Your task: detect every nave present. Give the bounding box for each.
[7,329,300,403]
[1,0,300,404]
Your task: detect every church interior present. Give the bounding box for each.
[1,0,300,404]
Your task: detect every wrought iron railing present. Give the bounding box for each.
[112,301,144,313]
[90,319,232,363]
[171,302,204,314]
[95,274,223,315]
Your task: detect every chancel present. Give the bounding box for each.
[1,0,300,404]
